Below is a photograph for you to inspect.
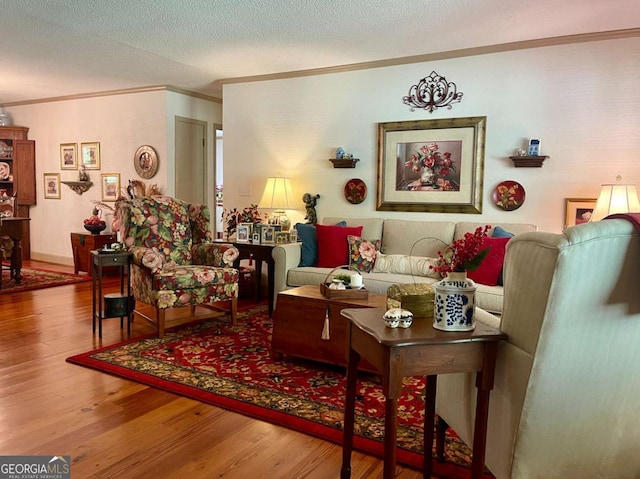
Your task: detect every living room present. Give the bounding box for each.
[1,2,639,478]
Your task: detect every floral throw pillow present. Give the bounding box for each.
[347,235,381,273]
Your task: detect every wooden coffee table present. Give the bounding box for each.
[271,285,386,370]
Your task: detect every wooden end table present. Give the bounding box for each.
[91,250,133,338]
[340,307,507,479]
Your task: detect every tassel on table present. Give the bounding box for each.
[321,306,330,340]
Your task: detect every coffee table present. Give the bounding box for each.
[271,285,386,370]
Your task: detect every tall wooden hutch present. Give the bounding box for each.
[0,126,36,258]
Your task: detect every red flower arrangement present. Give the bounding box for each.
[431,225,491,274]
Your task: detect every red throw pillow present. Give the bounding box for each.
[316,224,363,268]
[467,236,510,286]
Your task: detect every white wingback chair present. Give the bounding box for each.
[435,218,640,479]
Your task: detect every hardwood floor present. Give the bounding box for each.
[0,260,426,478]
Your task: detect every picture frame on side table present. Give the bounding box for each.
[275,231,291,244]
[237,223,252,243]
[81,142,101,170]
[44,173,61,199]
[261,226,275,245]
[60,143,78,170]
[564,198,596,229]
[376,116,486,213]
[252,232,261,244]
[101,173,120,202]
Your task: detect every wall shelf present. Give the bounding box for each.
[329,158,360,168]
[62,180,93,195]
[509,155,549,168]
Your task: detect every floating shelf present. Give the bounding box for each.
[509,155,549,168]
[329,158,360,168]
[62,180,93,195]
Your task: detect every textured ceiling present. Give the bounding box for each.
[1,0,639,104]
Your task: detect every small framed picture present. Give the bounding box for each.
[527,138,541,156]
[252,232,261,244]
[43,173,61,199]
[60,143,78,169]
[564,198,596,229]
[81,142,101,170]
[101,173,120,202]
[275,231,291,244]
[237,223,252,243]
[261,226,275,244]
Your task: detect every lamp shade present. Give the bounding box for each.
[258,177,296,210]
[590,183,640,221]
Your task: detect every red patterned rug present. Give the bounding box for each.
[0,265,91,294]
[67,305,491,478]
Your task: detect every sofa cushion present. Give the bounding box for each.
[467,236,510,286]
[296,221,346,267]
[322,217,384,241]
[316,224,363,267]
[491,226,515,285]
[373,252,441,278]
[348,235,381,273]
[381,219,456,256]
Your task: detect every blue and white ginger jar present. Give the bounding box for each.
[433,271,477,331]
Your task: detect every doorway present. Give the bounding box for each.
[175,116,206,205]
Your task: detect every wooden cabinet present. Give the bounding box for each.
[71,232,117,274]
[0,126,36,259]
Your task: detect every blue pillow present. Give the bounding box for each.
[492,226,514,285]
[295,221,346,267]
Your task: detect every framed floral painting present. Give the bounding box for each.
[60,143,77,170]
[101,173,120,202]
[81,142,101,170]
[44,173,61,199]
[565,198,596,229]
[376,117,486,213]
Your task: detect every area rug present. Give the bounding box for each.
[67,305,492,478]
[0,265,91,294]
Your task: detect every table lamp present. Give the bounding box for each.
[258,177,296,231]
[590,176,640,222]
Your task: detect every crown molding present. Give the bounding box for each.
[2,85,221,107]
[217,28,640,87]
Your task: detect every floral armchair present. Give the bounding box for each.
[117,195,240,338]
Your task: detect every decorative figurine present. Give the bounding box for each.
[303,193,320,224]
[78,165,89,182]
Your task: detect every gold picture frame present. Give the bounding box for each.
[376,116,486,213]
[44,173,61,199]
[101,173,120,202]
[564,198,596,229]
[60,143,78,170]
[81,142,101,170]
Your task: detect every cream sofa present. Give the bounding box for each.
[435,218,640,478]
[272,217,536,314]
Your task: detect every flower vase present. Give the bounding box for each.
[433,271,477,331]
[420,167,436,186]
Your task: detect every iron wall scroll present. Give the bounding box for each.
[403,71,463,113]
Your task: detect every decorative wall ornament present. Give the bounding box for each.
[403,71,463,113]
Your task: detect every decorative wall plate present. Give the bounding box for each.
[493,180,525,211]
[0,162,10,180]
[344,178,367,204]
[134,145,159,179]
[0,141,9,159]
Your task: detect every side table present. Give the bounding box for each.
[340,307,507,479]
[91,250,134,338]
[71,232,117,274]
[230,242,275,316]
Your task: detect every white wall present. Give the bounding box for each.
[7,89,220,265]
[222,36,640,234]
